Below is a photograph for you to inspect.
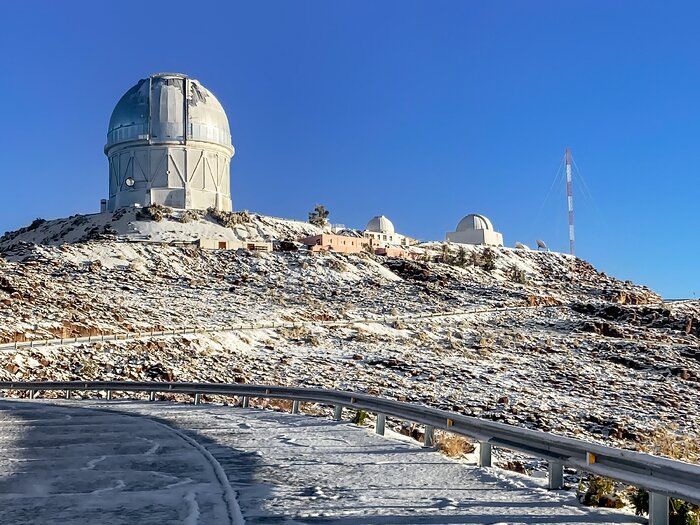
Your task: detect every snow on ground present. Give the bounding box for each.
[0,400,237,525]
[0,231,696,453]
[0,399,645,524]
[0,209,322,250]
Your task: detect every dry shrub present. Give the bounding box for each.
[436,432,476,458]
[353,329,378,343]
[259,398,293,412]
[638,426,700,463]
[415,330,431,343]
[327,257,348,272]
[627,430,700,524]
[280,326,322,346]
[579,476,625,508]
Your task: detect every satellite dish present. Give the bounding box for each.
[536,239,548,251]
[515,242,530,250]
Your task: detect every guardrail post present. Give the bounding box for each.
[149,391,156,401]
[106,390,112,401]
[65,389,72,399]
[375,413,386,436]
[547,461,564,489]
[194,393,201,405]
[478,442,492,467]
[424,425,435,447]
[333,405,343,420]
[649,492,669,525]
[291,400,300,414]
[241,396,249,408]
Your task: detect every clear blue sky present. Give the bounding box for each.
[0,1,698,298]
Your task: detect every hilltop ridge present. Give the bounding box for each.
[0,211,698,455]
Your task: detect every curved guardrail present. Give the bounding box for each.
[0,380,695,524]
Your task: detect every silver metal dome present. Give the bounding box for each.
[456,214,494,231]
[104,73,234,212]
[107,73,232,149]
[366,215,395,234]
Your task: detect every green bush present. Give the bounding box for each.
[352,410,368,425]
[481,247,497,272]
[508,264,528,284]
[28,218,46,231]
[629,488,699,525]
[579,476,624,508]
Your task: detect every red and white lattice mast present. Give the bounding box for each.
[565,147,575,256]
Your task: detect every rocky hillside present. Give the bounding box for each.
[0,211,699,455]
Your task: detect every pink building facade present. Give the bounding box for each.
[301,234,367,254]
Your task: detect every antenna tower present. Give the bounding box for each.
[565,147,575,256]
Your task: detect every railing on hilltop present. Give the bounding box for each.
[0,380,695,525]
[0,304,562,351]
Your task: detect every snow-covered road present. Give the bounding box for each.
[0,400,645,524]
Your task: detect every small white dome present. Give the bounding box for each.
[366,215,395,234]
[456,214,494,232]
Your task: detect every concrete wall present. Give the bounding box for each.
[244,241,273,252]
[375,247,408,257]
[302,234,367,254]
[197,238,244,250]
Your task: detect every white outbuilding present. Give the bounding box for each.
[446,214,504,246]
[363,215,410,247]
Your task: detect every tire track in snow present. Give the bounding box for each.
[147,419,245,525]
[81,455,106,470]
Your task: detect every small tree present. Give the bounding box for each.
[508,264,528,284]
[308,204,330,227]
[469,250,481,267]
[481,247,497,272]
[455,246,468,267]
[440,243,452,264]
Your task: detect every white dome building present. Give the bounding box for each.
[363,215,407,247]
[104,72,234,212]
[446,213,504,246]
[366,215,395,235]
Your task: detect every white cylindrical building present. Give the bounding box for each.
[105,73,234,211]
[446,213,504,246]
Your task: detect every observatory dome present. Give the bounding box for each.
[447,213,503,246]
[104,73,234,212]
[366,215,395,234]
[456,214,494,232]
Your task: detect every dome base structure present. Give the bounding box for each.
[105,73,234,212]
[106,141,232,212]
[446,229,503,246]
[446,213,504,246]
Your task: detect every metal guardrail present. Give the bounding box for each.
[0,304,558,352]
[0,380,695,524]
